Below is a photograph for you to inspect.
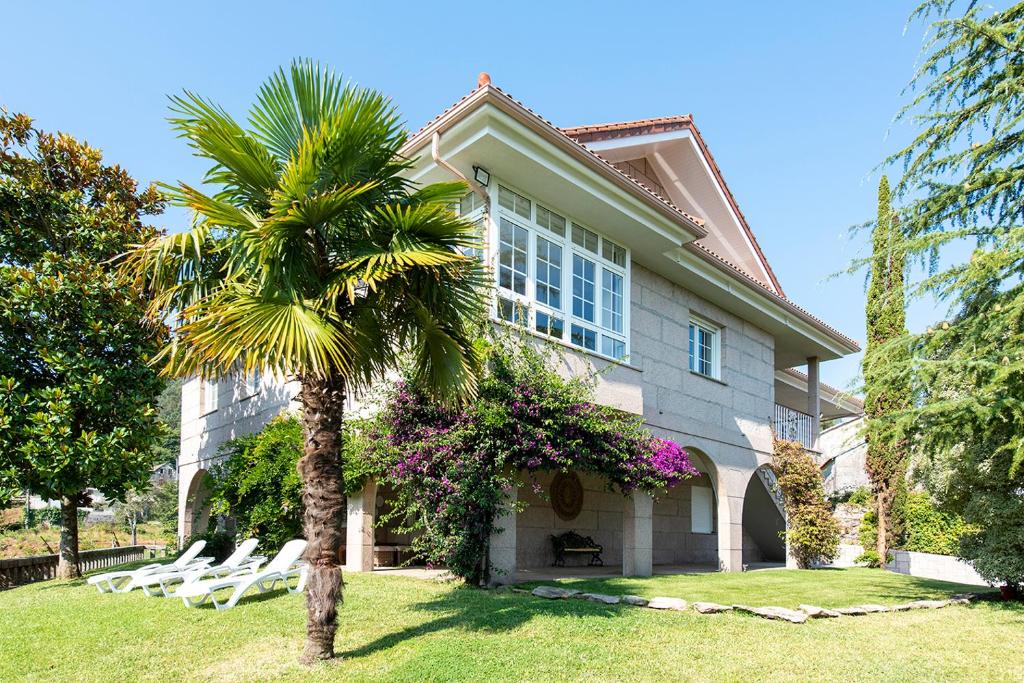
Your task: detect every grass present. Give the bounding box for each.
[1,566,1022,682]
[1,521,172,558]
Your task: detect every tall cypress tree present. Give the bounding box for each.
[863,175,910,563]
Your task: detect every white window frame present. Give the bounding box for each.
[691,485,714,534]
[488,180,630,362]
[688,316,721,380]
[243,367,262,399]
[199,377,219,416]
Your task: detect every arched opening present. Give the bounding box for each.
[651,447,719,569]
[741,465,786,565]
[181,468,214,541]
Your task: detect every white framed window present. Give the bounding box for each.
[199,378,219,415]
[244,367,262,398]
[688,317,721,380]
[490,180,629,361]
[691,485,714,534]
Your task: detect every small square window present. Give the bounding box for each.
[570,324,597,351]
[688,319,720,379]
[535,311,564,339]
[602,239,626,267]
[498,297,527,325]
[571,223,599,253]
[498,185,531,219]
[536,205,566,236]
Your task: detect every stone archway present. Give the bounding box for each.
[741,465,786,564]
[650,447,719,569]
[180,468,214,542]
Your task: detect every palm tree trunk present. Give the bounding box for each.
[56,495,81,579]
[297,373,347,664]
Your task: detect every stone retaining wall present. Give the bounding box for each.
[886,550,989,587]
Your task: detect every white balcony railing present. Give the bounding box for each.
[774,404,815,449]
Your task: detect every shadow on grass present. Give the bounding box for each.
[339,584,623,660]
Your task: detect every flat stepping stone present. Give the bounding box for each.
[834,606,868,616]
[798,604,840,618]
[574,592,620,605]
[733,605,807,624]
[622,595,649,607]
[531,586,580,600]
[648,597,688,611]
[906,599,950,609]
[692,602,732,614]
[856,604,890,613]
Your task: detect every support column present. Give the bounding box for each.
[807,356,821,451]
[345,479,377,572]
[717,468,745,572]
[622,491,653,577]
[487,484,517,586]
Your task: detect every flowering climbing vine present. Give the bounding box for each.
[368,331,698,584]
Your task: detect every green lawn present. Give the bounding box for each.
[1,567,1022,682]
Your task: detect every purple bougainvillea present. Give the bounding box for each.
[369,334,699,584]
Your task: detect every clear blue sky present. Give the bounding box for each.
[3,1,947,390]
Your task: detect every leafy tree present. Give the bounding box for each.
[119,488,156,546]
[153,378,183,467]
[0,112,167,578]
[771,437,840,568]
[123,61,486,662]
[863,175,910,563]
[866,1,1024,588]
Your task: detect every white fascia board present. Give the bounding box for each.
[667,247,853,358]
[586,129,778,293]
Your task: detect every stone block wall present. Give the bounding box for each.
[651,475,718,565]
[516,471,626,569]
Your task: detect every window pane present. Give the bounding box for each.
[699,327,713,376]
[601,269,623,333]
[688,324,696,372]
[535,236,562,309]
[497,297,526,325]
[572,254,596,322]
[572,223,599,253]
[602,238,626,267]
[601,336,625,360]
[499,218,528,295]
[536,205,566,236]
[570,324,597,351]
[460,217,485,260]
[459,192,482,216]
[536,311,564,339]
[498,185,531,219]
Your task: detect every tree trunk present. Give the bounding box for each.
[876,489,888,566]
[296,374,347,664]
[56,495,81,579]
[130,516,138,546]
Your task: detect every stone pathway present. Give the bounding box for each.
[522,585,984,624]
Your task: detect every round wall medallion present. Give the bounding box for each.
[550,471,584,521]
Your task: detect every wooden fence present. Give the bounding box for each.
[0,545,156,590]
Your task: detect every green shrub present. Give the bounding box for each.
[771,438,840,568]
[848,487,872,507]
[901,491,974,556]
[855,549,881,567]
[180,529,234,563]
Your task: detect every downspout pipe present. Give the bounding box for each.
[432,130,490,211]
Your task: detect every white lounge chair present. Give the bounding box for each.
[86,540,211,594]
[137,538,263,598]
[175,539,308,610]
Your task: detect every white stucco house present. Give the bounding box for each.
[177,74,862,582]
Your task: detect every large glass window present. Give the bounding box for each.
[498,218,528,295]
[688,318,720,378]
[491,182,629,360]
[601,269,623,333]
[572,254,596,322]
[535,236,562,309]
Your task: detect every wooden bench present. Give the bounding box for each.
[551,531,604,567]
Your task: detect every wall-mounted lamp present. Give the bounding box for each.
[473,165,490,187]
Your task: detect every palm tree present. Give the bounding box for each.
[124,60,487,663]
